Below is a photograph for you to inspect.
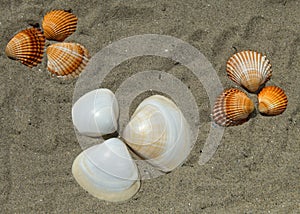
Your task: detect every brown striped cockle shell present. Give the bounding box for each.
[258,86,288,116]
[42,10,77,42]
[212,88,255,126]
[5,27,45,67]
[227,50,272,93]
[46,42,90,78]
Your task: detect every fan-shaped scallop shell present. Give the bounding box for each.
[226,50,272,93]
[212,88,255,126]
[258,86,288,116]
[42,10,77,42]
[5,27,45,67]
[46,42,90,78]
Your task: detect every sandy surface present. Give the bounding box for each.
[1,0,299,213]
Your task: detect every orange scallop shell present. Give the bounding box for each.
[227,50,272,93]
[5,27,45,67]
[46,42,90,78]
[42,10,77,42]
[258,86,288,116]
[212,88,255,126]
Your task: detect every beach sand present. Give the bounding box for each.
[1,0,299,213]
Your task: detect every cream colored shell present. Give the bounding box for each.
[72,138,140,202]
[122,95,192,172]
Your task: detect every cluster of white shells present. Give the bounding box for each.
[71,89,192,202]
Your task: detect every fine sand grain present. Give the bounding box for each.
[1,0,299,213]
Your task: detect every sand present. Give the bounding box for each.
[1,0,299,213]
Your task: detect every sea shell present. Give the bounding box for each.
[72,89,119,137]
[212,88,255,126]
[226,50,272,93]
[258,86,288,116]
[46,42,90,77]
[72,138,140,202]
[42,10,77,42]
[5,27,45,67]
[122,95,192,172]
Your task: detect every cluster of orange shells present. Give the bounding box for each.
[5,10,90,78]
[212,50,288,126]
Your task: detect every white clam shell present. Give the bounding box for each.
[72,138,140,202]
[72,89,119,137]
[122,95,192,172]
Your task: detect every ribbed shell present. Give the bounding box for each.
[227,50,272,93]
[46,42,90,78]
[212,88,255,126]
[42,10,77,42]
[258,86,288,116]
[5,27,45,67]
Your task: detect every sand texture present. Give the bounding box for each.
[1,0,299,213]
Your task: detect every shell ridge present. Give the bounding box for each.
[258,86,287,116]
[5,27,45,67]
[212,88,254,126]
[46,42,89,77]
[226,51,272,92]
[42,10,78,41]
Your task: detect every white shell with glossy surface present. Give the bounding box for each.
[72,138,140,202]
[72,89,119,137]
[122,95,192,172]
